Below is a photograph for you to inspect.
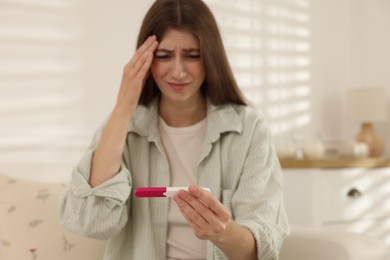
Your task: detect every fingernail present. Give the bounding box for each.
[188,185,196,193]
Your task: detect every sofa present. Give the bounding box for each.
[0,172,388,260]
[0,172,106,260]
[280,226,389,260]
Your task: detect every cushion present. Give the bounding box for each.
[0,172,107,260]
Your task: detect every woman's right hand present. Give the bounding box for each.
[89,36,158,188]
[115,35,158,116]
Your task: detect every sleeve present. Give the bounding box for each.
[231,119,290,260]
[58,124,132,240]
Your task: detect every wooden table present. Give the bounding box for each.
[279,157,390,168]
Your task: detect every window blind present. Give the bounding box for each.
[0,0,312,165]
[0,0,85,163]
[205,0,312,136]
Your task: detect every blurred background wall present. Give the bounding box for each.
[0,0,389,181]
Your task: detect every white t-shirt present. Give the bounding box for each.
[159,116,207,260]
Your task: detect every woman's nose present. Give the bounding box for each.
[171,58,187,79]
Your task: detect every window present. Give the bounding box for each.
[0,0,84,164]
[205,0,312,136]
[0,0,312,166]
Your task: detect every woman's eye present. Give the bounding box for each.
[186,55,201,59]
[154,54,201,60]
[155,55,171,60]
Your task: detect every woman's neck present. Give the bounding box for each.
[158,96,207,127]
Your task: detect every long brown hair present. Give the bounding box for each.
[137,0,247,106]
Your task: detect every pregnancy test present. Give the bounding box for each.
[134,187,210,198]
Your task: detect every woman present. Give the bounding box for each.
[59,0,289,259]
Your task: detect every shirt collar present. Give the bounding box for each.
[127,98,243,144]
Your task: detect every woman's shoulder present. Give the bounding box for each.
[227,102,266,124]
[210,102,269,136]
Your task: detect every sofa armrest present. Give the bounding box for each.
[279,226,389,260]
[0,172,107,260]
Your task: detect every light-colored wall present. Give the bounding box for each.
[311,0,390,154]
[80,0,390,153]
[310,0,351,141]
[353,0,390,153]
[0,1,154,181]
[2,0,389,181]
[80,0,154,134]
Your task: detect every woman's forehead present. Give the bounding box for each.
[158,29,200,49]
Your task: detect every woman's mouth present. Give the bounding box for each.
[168,82,189,91]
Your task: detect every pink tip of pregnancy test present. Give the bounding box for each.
[134,187,166,197]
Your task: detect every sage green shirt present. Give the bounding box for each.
[59,100,289,260]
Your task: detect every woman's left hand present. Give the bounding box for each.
[173,184,232,242]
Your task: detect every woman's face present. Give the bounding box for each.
[151,29,205,105]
